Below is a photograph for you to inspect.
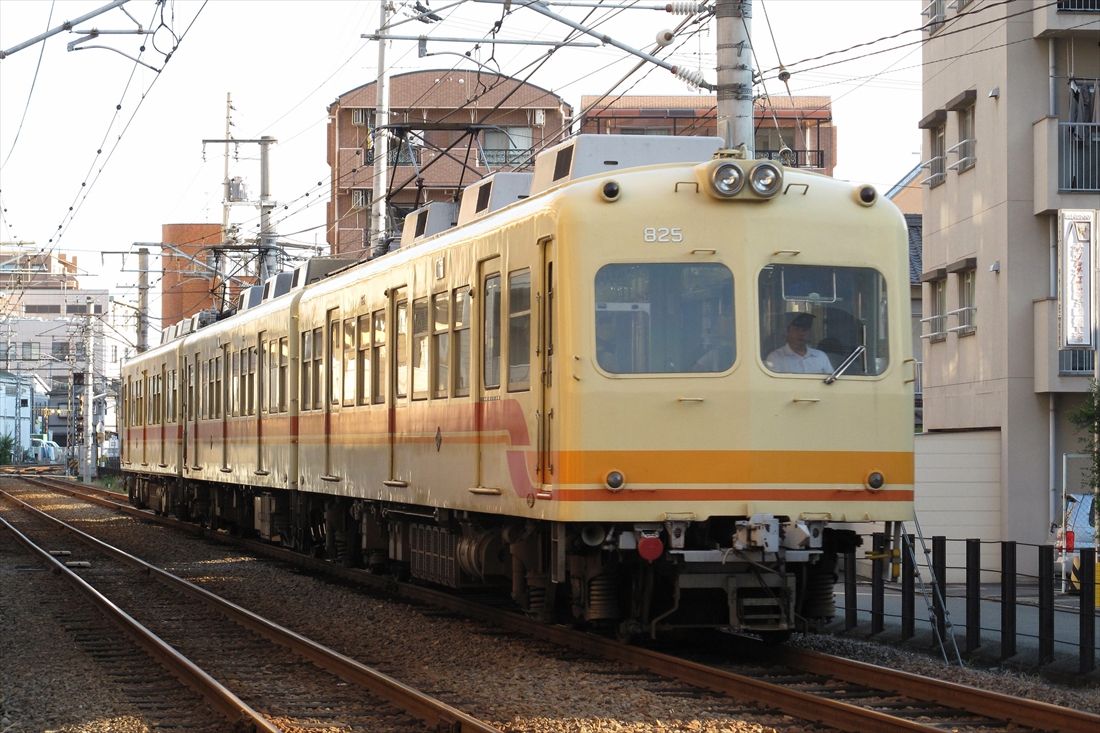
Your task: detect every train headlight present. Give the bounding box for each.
[866,471,886,491]
[710,162,744,197]
[749,162,783,197]
[605,470,626,492]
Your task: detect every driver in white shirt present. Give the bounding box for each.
[765,312,833,374]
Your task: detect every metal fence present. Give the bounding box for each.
[1059,122,1100,191]
[1059,347,1095,375]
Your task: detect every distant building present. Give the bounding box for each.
[160,223,229,329]
[326,69,572,255]
[578,94,837,175]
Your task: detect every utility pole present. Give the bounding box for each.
[370,1,391,258]
[716,0,754,154]
[136,247,149,353]
[83,296,93,483]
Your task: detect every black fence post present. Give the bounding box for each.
[845,548,857,631]
[1001,540,1017,660]
[1080,547,1096,674]
[1038,545,1054,666]
[965,538,981,654]
[871,532,885,634]
[901,533,915,640]
[933,535,947,642]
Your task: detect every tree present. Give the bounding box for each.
[0,434,14,465]
[1068,380,1100,553]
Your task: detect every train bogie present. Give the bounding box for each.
[122,135,913,637]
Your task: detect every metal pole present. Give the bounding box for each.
[83,297,93,483]
[137,247,149,353]
[0,0,129,58]
[259,136,277,281]
[370,1,391,257]
[716,0,754,153]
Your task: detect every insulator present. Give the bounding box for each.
[673,66,706,89]
[666,1,705,14]
[655,29,674,47]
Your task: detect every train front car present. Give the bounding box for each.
[543,142,914,639]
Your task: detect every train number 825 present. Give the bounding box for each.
[642,226,684,243]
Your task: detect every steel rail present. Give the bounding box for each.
[0,503,279,733]
[24,477,1099,733]
[1,485,499,733]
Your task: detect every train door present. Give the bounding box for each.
[385,288,409,487]
[256,333,267,475]
[141,369,148,467]
[475,257,502,491]
[536,237,555,494]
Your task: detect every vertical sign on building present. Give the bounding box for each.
[1060,209,1095,348]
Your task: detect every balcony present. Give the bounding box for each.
[1033,118,1100,212]
[480,147,534,168]
[1034,297,1092,392]
[1035,0,1100,38]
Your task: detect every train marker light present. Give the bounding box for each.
[749,162,782,197]
[866,471,886,491]
[855,184,877,206]
[710,162,744,197]
[605,470,626,492]
[601,180,621,201]
[637,530,664,562]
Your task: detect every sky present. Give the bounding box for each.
[0,0,922,325]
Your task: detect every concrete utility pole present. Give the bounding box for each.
[716,0,754,154]
[368,1,392,258]
[136,247,149,353]
[82,296,93,483]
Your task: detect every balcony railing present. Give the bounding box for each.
[1059,348,1095,374]
[1059,122,1100,191]
[481,147,534,167]
[757,148,825,169]
[1058,1,1100,11]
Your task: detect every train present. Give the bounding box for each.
[121,134,915,640]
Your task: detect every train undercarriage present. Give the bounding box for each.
[127,474,855,639]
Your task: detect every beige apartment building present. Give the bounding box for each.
[918,0,1100,562]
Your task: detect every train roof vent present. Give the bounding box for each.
[195,308,218,329]
[401,201,457,246]
[529,134,724,195]
[262,271,294,302]
[457,172,533,226]
[291,255,361,288]
[176,319,193,336]
[237,285,264,311]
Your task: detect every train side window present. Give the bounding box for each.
[260,340,269,413]
[279,337,289,412]
[230,351,238,416]
[247,345,257,416]
[453,287,471,397]
[371,310,387,404]
[483,273,502,389]
[311,329,323,409]
[432,292,450,398]
[269,340,280,412]
[238,349,248,416]
[202,361,210,419]
[170,369,177,422]
[215,355,222,418]
[395,299,409,399]
[301,330,312,411]
[187,363,195,420]
[412,297,429,400]
[508,269,531,391]
[328,312,341,406]
[357,314,371,405]
[343,318,356,406]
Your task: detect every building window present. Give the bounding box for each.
[946,90,977,173]
[926,125,946,187]
[948,258,977,334]
[924,0,945,31]
[24,304,61,314]
[351,189,369,209]
[52,341,69,360]
[483,126,533,166]
[21,342,39,360]
[921,270,948,342]
[622,127,671,136]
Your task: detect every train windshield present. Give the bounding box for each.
[759,264,889,377]
[595,263,734,374]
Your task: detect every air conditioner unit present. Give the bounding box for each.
[534,109,546,127]
[352,109,369,127]
[352,189,369,209]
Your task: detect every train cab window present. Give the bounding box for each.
[483,274,502,389]
[432,293,450,398]
[508,269,531,391]
[453,287,471,397]
[371,310,387,404]
[357,314,371,405]
[758,264,889,377]
[412,298,429,400]
[395,299,409,399]
[594,263,734,374]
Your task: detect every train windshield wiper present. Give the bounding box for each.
[824,345,865,385]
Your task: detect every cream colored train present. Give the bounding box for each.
[122,135,914,639]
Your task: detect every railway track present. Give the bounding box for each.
[11,475,1100,733]
[0,484,496,733]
